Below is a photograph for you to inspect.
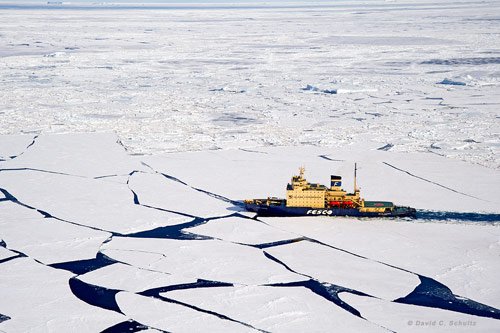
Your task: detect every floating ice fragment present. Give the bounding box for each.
[377,143,394,151]
[302,85,337,94]
[437,78,466,86]
[43,51,67,58]
[322,89,337,94]
[209,87,246,93]
[307,84,319,91]
[302,84,320,92]
[0,314,11,324]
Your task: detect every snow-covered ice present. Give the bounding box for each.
[0,258,125,332]
[79,263,198,294]
[116,291,253,333]
[167,285,387,332]
[2,133,145,177]
[340,293,500,333]
[0,0,499,167]
[0,201,110,264]
[127,171,232,218]
[101,237,301,285]
[262,216,500,309]
[1,0,499,331]
[1,132,499,332]
[187,215,297,245]
[0,170,190,233]
[265,240,420,300]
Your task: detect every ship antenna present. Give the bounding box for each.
[299,166,305,178]
[354,163,358,192]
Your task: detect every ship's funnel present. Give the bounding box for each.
[331,175,342,188]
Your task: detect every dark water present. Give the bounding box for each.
[0,253,25,264]
[0,239,28,264]
[49,252,117,275]
[318,155,344,162]
[377,143,394,151]
[269,280,367,318]
[69,277,122,313]
[140,279,267,333]
[124,217,211,240]
[415,210,500,223]
[100,320,153,333]
[140,279,233,298]
[0,314,11,324]
[438,78,466,86]
[3,173,500,330]
[252,237,306,249]
[262,236,500,321]
[396,276,500,320]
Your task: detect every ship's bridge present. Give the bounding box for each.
[286,168,361,209]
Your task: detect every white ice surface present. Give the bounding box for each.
[188,215,297,245]
[0,258,125,332]
[2,133,145,178]
[116,291,254,333]
[0,134,35,160]
[167,285,386,333]
[340,293,500,333]
[0,246,17,262]
[1,1,499,168]
[262,217,500,309]
[142,145,500,213]
[0,134,500,331]
[2,0,500,311]
[79,263,197,293]
[128,171,233,217]
[1,132,499,332]
[0,170,190,233]
[1,0,499,330]
[265,240,420,300]
[102,237,301,285]
[362,151,500,212]
[0,201,110,264]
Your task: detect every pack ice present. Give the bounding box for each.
[0,133,499,332]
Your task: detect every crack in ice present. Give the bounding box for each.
[383,162,488,202]
[140,161,241,206]
[318,155,344,162]
[0,167,86,178]
[140,280,269,333]
[250,217,500,321]
[268,280,370,318]
[0,187,121,235]
[2,141,498,330]
[1,134,38,161]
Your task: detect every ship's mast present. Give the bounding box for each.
[354,163,358,193]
